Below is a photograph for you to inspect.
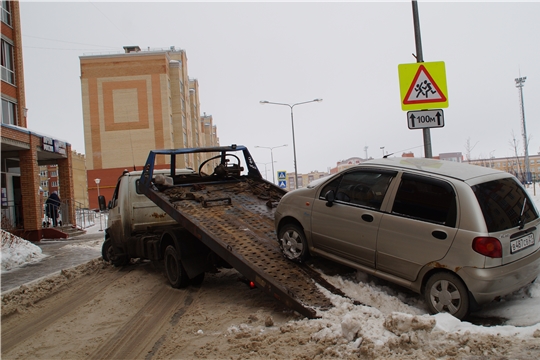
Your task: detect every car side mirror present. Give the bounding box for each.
[325,190,335,207]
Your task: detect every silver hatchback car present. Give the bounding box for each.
[275,158,540,319]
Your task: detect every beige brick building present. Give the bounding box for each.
[80,46,219,208]
[469,154,540,183]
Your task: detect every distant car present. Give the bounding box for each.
[275,157,540,319]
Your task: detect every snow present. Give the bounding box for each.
[1,213,106,272]
[2,189,540,349]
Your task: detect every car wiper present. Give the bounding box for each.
[518,198,528,230]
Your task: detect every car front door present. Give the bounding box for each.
[310,169,396,268]
[376,173,458,281]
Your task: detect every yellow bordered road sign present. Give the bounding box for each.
[398,61,449,111]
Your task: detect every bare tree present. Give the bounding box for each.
[509,131,525,182]
[464,137,479,163]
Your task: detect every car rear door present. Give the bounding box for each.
[377,173,458,281]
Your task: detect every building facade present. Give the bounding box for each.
[80,46,219,208]
[1,1,75,240]
[469,154,540,183]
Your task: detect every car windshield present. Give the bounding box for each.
[472,177,539,232]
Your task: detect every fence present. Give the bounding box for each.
[1,198,96,231]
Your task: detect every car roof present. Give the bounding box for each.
[362,157,509,182]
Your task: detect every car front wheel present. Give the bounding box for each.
[278,224,309,262]
[425,272,470,320]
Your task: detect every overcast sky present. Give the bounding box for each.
[19,1,540,175]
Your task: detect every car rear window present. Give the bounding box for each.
[472,177,539,232]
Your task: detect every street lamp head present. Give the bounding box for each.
[314,98,323,102]
[259,100,269,104]
[94,178,101,185]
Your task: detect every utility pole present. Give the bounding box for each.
[412,0,432,158]
[515,76,530,183]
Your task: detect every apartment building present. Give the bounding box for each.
[1,1,75,240]
[80,46,219,208]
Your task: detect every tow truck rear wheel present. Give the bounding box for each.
[189,272,205,286]
[164,245,189,288]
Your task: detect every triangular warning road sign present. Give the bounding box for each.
[403,64,447,105]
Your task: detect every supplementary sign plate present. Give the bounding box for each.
[407,109,444,129]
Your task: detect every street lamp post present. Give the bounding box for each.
[515,76,530,184]
[260,99,322,189]
[256,162,274,181]
[254,144,287,184]
[94,178,102,231]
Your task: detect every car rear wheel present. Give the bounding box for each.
[278,224,309,262]
[425,272,469,320]
[164,245,189,288]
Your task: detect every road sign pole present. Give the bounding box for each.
[412,0,432,158]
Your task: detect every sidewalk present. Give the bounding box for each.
[1,227,105,293]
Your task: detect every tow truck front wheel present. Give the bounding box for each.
[102,238,130,267]
[164,245,189,288]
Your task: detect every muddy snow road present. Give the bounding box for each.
[3,259,540,359]
[1,259,299,359]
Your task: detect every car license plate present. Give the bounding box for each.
[510,233,535,254]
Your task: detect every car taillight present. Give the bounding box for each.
[472,237,502,258]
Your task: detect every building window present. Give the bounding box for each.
[41,181,48,187]
[1,98,16,125]
[1,1,11,26]
[50,171,58,177]
[1,39,15,84]
[51,181,58,187]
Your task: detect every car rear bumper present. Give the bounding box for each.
[458,248,540,305]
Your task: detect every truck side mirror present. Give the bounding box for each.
[98,195,107,211]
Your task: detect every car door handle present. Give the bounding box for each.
[361,214,374,222]
[432,230,447,240]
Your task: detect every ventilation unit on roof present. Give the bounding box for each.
[123,46,141,53]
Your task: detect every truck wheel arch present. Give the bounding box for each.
[159,228,210,281]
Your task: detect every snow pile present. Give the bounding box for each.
[62,239,103,251]
[1,229,45,271]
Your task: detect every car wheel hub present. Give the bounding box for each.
[431,279,460,314]
[280,231,303,260]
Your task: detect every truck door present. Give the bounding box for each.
[106,176,124,245]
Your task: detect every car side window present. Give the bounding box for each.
[320,177,341,200]
[321,170,396,210]
[392,174,457,227]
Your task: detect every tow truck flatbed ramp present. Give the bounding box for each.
[139,145,333,318]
